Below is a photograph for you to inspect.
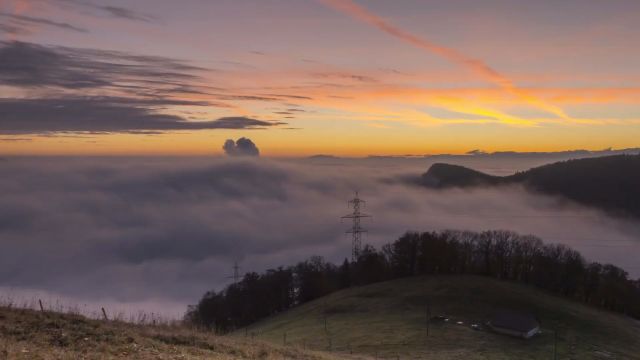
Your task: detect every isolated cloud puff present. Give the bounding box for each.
[223,137,260,157]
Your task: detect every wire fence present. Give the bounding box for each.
[0,294,178,326]
[238,315,632,360]
[1,295,632,359]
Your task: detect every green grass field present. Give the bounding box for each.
[239,275,640,359]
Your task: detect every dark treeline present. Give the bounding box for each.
[186,230,640,332]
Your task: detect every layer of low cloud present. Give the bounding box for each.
[223,138,260,157]
[0,157,638,318]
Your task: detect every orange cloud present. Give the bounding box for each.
[3,0,33,40]
[318,0,570,120]
[14,0,30,13]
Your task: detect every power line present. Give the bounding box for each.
[342,191,371,262]
[422,213,605,219]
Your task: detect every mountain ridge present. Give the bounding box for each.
[418,154,640,217]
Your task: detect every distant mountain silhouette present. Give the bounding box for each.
[308,154,339,160]
[419,163,503,187]
[419,154,640,217]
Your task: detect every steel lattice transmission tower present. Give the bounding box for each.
[227,261,241,284]
[342,191,371,262]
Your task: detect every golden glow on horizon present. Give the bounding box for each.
[2,122,639,157]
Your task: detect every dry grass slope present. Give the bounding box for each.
[241,275,640,360]
[0,306,368,360]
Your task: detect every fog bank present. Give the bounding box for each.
[1,156,638,318]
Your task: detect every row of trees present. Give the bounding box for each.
[186,230,640,332]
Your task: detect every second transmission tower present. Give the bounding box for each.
[227,261,241,284]
[342,191,371,262]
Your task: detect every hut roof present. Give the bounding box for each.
[490,310,539,333]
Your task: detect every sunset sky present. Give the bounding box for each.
[1,0,640,156]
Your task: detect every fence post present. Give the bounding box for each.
[426,300,431,339]
[38,299,44,312]
[101,307,108,321]
[553,327,558,360]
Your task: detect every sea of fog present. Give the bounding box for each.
[1,154,639,319]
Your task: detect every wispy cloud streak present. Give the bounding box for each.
[319,0,570,121]
[0,12,87,33]
[51,0,154,23]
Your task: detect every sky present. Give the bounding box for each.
[1,0,640,156]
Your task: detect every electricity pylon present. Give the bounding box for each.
[342,191,371,262]
[227,261,241,284]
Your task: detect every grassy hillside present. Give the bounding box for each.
[0,306,368,360]
[240,275,640,359]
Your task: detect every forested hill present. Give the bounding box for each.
[187,230,640,334]
[418,154,640,217]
